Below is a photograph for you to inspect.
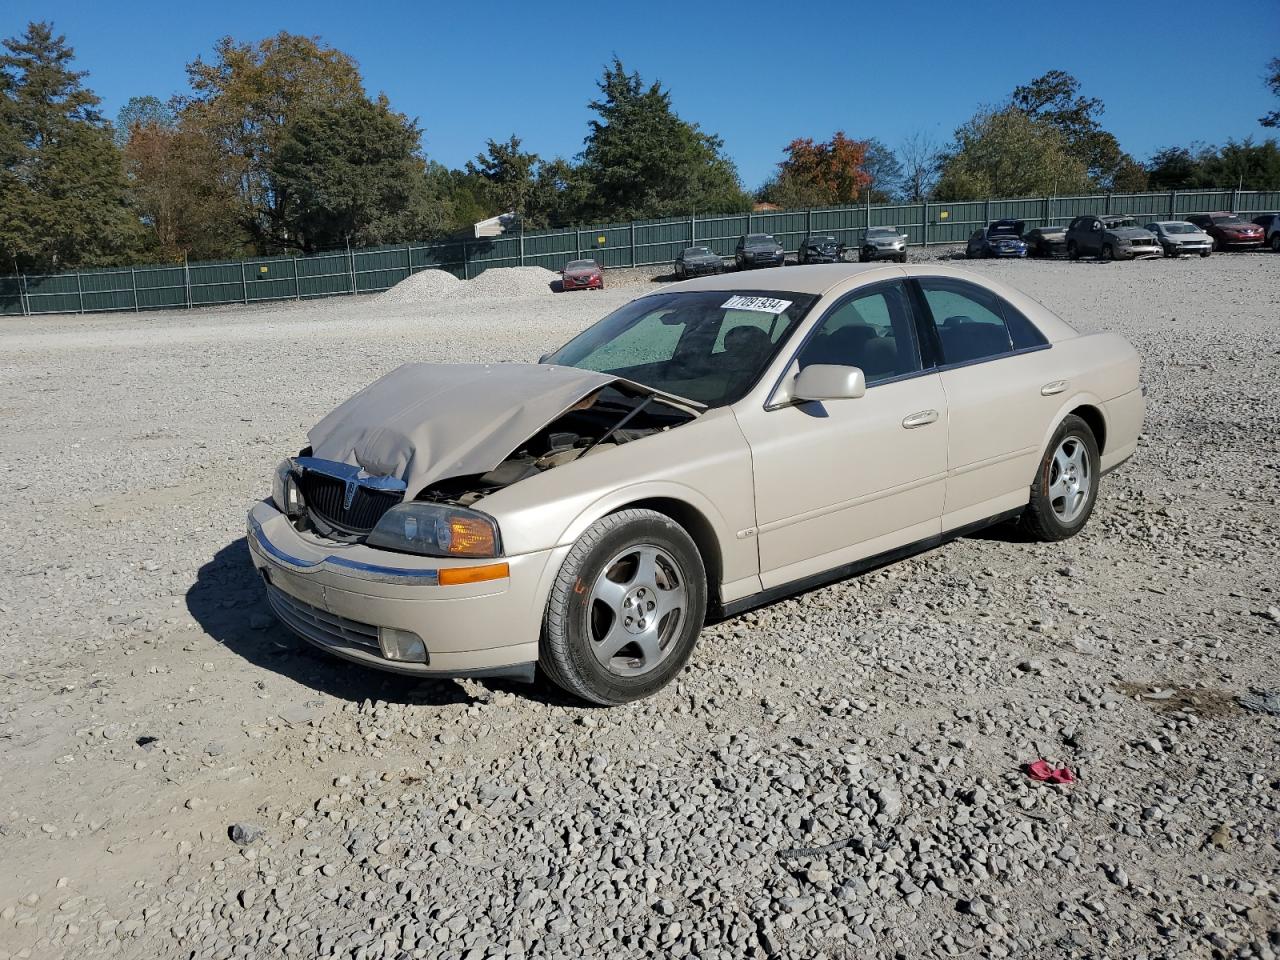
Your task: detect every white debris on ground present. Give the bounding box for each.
[375,265,558,305]
[1,253,1279,960]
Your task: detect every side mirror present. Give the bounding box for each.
[901,231,909,239]
[793,364,866,402]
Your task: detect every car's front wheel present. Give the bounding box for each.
[1102,243,1115,261]
[1271,233,1280,252]
[1067,240,1079,261]
[539,509,707,705]
[1020,415,1100,542]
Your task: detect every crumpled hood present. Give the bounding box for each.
[307,363,618,496]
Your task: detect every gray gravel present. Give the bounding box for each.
[1,251,1279,960]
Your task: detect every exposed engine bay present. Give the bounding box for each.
[417,385,696,506]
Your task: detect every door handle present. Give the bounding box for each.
[901,409,939,429]
[1040,380,1069,396]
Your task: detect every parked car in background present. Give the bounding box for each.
[1144,221,1212,258]
[1065,215,1160,261]
[561,259,604,290]
[1024,225,1068,257]
[674,247,724,279]
[798,236,844,264]
[250,264,1143,704]
[858,227,908,263]
[1185,213,1265,251]
[966,220,1028,258]
[1250,213,1280,252]
[735,233,786,270]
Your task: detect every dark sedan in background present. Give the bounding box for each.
[1024,225,1068,257]
[734,233,785,269]
[1186,213,1265,251]
[560,259,603,290]
[674,246,724,279]
[797,235,844,264]
[966,220,1028,258]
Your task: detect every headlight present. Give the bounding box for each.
[366,502,501,558]
[272,459,305,517]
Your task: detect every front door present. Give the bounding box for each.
[735,280,950,589]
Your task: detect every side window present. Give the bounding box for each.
[796,282,922,385]
[917,278,1015,365]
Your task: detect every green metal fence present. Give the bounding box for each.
[3,187,1278,317]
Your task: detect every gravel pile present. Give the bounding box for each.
[375,269,461,304]
[1,253,1279,960]
[459,266,558,299]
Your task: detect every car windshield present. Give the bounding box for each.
[1162,223,1197,234]
[745,234,775,245]
[1211,214,1246,225]
[545,290,818,407]
[809,236,837,244]
[1104,217,1139,229]
[866,228,895,238]
[683,247,711,256]
[566,260,597,270]
[988,223,1021,237]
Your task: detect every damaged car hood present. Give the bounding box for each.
[307,363,696,496]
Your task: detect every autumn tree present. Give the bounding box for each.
[762,132,872,208]
[576,59,750,220]
[0,21,145,272]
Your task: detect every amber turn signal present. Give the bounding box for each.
[437,562,510,586]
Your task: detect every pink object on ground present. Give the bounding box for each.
[1026,759,1076,784]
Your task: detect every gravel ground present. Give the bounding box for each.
[1,251,1279,960]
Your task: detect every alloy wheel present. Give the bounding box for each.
[587,544,688,677]
[1048,437,1091,524]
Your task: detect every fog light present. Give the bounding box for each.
[379,627,427,663]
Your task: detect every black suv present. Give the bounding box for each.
[735,233,785,269]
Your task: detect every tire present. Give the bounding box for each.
[1067,240,1079,261]
[1200,249,1211,258]
[897,253,907,263]
[1270,233,1280,252]
[539,509,707,705]
[1019,415,1101,542]
[1102,243,1115,261]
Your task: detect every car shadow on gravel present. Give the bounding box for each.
[186,539,477,707]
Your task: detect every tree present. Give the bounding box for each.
[898,131,941,202]
[180,32,366,251]
[760,132,872,208]
[934,107,1091,201]
[576,59,750,221]
[1262,57,1280,128]
[861,138,902,202]
[271,95,445,251]
[1199,137,1280,190]
[1010,70,1142,189]
[1146,145,1203,190]
[0,21,145,273]
[114,95,173,145]
[466,135,540,219]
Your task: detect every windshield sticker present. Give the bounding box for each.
[721,295,793,314]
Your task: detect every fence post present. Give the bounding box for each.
[574,231,581,261]
[76,270,85,314]
[406,243,414,280]
[462,239,469,280]
[240,262,248,304]
[629,222,636,267]
[983,198,991,226]
[806,207,812,240]
[690,213,696,247]
[18,273,29,316]
[131,267,139,312]
[1169,190,1177,219]
[518,228,525,267]
[1104,193,1112,215]
[1043,195,1051,227]
[922,201,928,247]
[183,255,192,309]
[293,257,301,300]
[346,238,356,294]
[1230,186,1238,213]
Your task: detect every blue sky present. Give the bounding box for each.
[6,1,1279,188]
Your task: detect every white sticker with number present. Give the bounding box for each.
[720,295,793,314]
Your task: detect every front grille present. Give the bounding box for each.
[298,471,402,535]
[266,584,382,652]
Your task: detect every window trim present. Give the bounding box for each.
[763,278,924,410]
[908,276,1052,372]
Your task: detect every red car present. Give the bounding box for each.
[1185,213,1265,251]
[560,259,604,291]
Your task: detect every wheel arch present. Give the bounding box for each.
[610,496,724,606]
[1034,392,1109,471]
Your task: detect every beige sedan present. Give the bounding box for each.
[248,264,1143,704]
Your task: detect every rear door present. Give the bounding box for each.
[910,276,1060,530]
[736,280,949,588]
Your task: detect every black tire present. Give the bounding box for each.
[539,509,707,705]
[1102,243,1115,261]
[1019,415,1101,542]
[897,253,907,263]
[1067,240,1079,261]
[1270,233,1280,252]
[1200,249,1211,258]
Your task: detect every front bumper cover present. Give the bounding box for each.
[246,501,559,679]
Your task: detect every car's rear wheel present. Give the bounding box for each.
[1020,415,1100,542]
[539,509,707,705]
[1102,243,1115,261]
[1067,240,1079,261]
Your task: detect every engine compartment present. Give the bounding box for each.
[416,385,696,506]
